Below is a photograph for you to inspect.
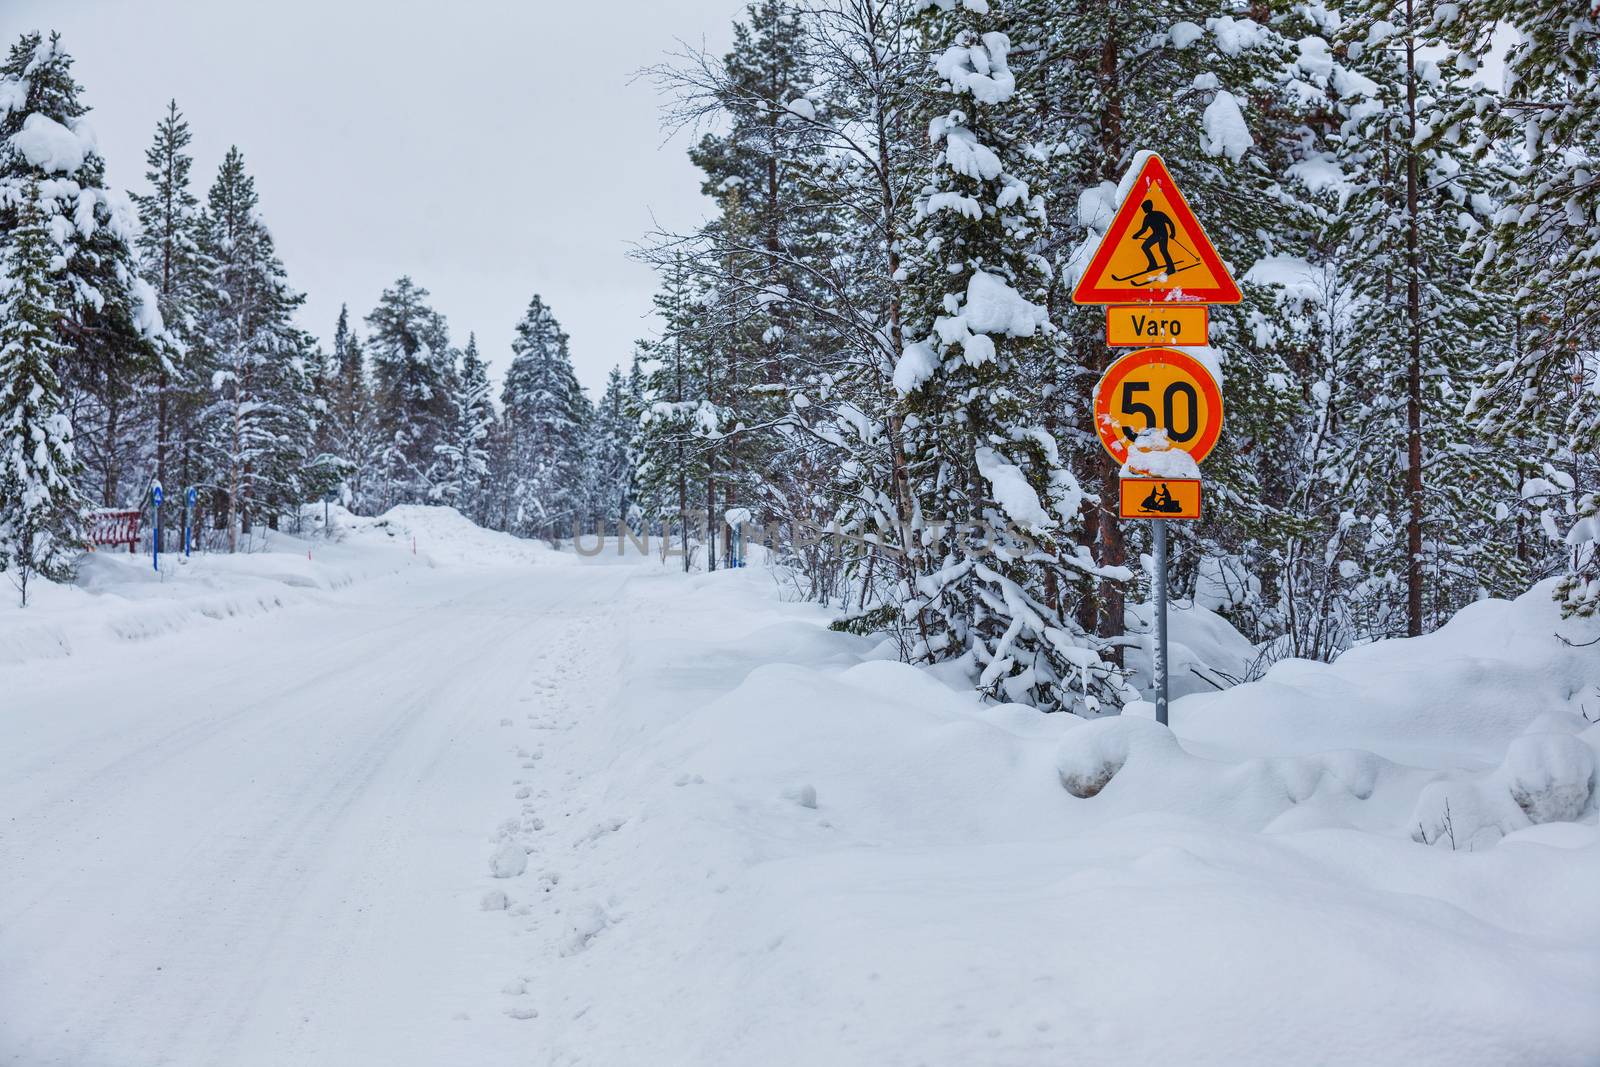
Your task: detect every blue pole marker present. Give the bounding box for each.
[185,486,196,556]
[151,483,163,571]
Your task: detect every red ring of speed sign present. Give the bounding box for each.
[1093,347,1224,465]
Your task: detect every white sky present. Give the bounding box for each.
[6,0,739,394]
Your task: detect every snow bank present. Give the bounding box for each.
[1176,578,1600,767]
[497,566,1600,1064]
[0,505,572,666]
[341,505,577,569]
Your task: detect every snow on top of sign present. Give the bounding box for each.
[1121,429,1202,479]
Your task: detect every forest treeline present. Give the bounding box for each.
[1,0,1596,716]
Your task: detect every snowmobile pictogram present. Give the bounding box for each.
[1140,483,1185,514]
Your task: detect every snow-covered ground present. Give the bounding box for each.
[2,509,1596,1065]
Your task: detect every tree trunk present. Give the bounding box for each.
[1095,16,1127,664]
[1404,0,1425,637]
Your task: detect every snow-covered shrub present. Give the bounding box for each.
[1055,717,1177,798]
[1500,733,1596,825]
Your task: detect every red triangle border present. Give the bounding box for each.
[1072,154,1242,305]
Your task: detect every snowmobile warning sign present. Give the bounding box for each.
[1119,478,1201,520]
[1071,154,1241,305]
[1093,347,1224,465]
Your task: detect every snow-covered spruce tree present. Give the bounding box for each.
[365,277,454,507]
[194,147,312,549]
[0,31,162,508]
[501,295,590,540]
[323,305,382,512]
[1436,0,1600,617]
[683,0,822,564]
[436,333,494,521]
[996,4,1321,656]
[133,100,207,502]
[1327,0,1505,638]
[0,187,83,604]
[633,263,712,566]
[895,0,1125,713]
[584,365,637,533]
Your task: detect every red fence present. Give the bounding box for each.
[87,509,141,552]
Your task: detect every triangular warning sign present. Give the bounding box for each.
[1072,154,1241,305]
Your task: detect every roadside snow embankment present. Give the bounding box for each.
[0,505,569,666]
[490,569,1600,1065]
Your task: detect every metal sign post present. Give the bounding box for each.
[151,482,163,572]
[184,486,196,556]
[1076,151,1238,727]
[1152,518,1169,725]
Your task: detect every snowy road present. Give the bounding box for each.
[0,563,628,1067]
[4,546,1598,1067]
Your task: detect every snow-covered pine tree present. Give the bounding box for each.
[194,147,311,549]
[133,100,207,505]
[436,333,494,521]
[1438,0,1600,617]
[667,0,823,567]
[895,0,1123,713]
[999,3,1318,657]
[365,277,454,507]
[584,365,637,533]
[1328,0,1503,637]
[0,187,83,605]
[501,295,590,540]
[0,31,163,508]
[633,263,713,567]
[323,305,382,511]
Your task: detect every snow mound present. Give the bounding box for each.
[343,506,577,568]
[1176,578,1600,767]
[528,565,1600,1063]
[0,516,419,666]
[489,840,527,879]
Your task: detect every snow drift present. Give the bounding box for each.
[488,567,1600,1065]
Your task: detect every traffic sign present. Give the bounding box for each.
[1072,154,1241,305]
[1093,347,1224,466]
[1106,305,1207,347]
[186,486,197,507]
[1119,478,1201,520]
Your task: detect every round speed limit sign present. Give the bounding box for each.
[1093,346,1224,464]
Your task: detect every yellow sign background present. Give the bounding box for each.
[1093,348,1224,464]
[1119,478,1202,520]
[1095,179,1228,295]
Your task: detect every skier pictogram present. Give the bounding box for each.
[1071,154,1241,304]
[1140,483,1185,514]
[1109,200,1207,285]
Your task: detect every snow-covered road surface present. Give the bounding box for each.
[4,537,1597,1067]
[1,565,626,1067]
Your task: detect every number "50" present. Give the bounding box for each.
[1120,380,1198,443]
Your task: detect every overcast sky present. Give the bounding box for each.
[6,0,740,393]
